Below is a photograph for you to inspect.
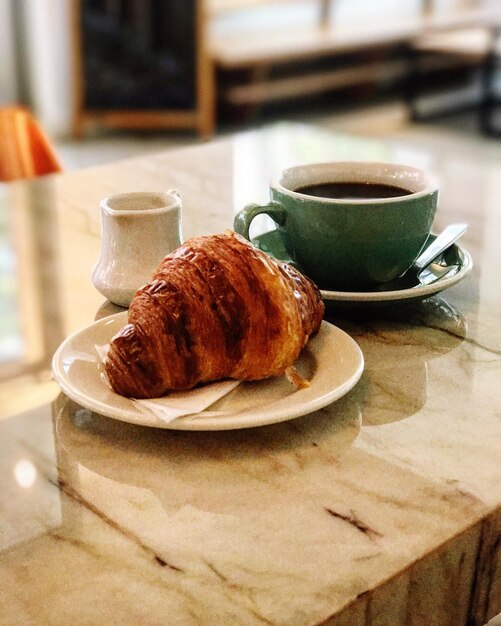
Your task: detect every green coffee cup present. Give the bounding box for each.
[234,161,438,291]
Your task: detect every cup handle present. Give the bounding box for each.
[233,202,286,240]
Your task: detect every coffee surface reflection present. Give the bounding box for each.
[294,181,412,200]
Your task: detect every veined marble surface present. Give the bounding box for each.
[0,123,499,625]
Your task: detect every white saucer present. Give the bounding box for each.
[52,312,364,431]
[253,230,473,306]
[321,246,473,304]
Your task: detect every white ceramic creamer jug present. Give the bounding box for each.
[92,190,182,307]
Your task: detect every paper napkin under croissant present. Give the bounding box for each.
[95,344,239,423]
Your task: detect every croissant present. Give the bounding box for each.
[105,231,324,398]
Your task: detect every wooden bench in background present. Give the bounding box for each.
[207,0,501,129]
[70,0,501,137]
[408,22,501,134]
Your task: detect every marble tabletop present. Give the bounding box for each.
[0,122,499,626]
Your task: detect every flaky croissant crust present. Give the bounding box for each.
[105,231,324,398]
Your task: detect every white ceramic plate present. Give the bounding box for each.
[52,312,364,431]
[253,230,473,306]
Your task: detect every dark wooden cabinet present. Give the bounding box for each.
[71,0,215,137]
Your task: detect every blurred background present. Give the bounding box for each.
[0,0,500,167]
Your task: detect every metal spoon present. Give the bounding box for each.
[377,223,468,291]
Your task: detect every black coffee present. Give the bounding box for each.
[294,181,413,200]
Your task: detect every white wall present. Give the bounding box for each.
[20,0,74,137]
[0,0,18,104]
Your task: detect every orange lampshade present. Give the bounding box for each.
[0,106,62,182]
